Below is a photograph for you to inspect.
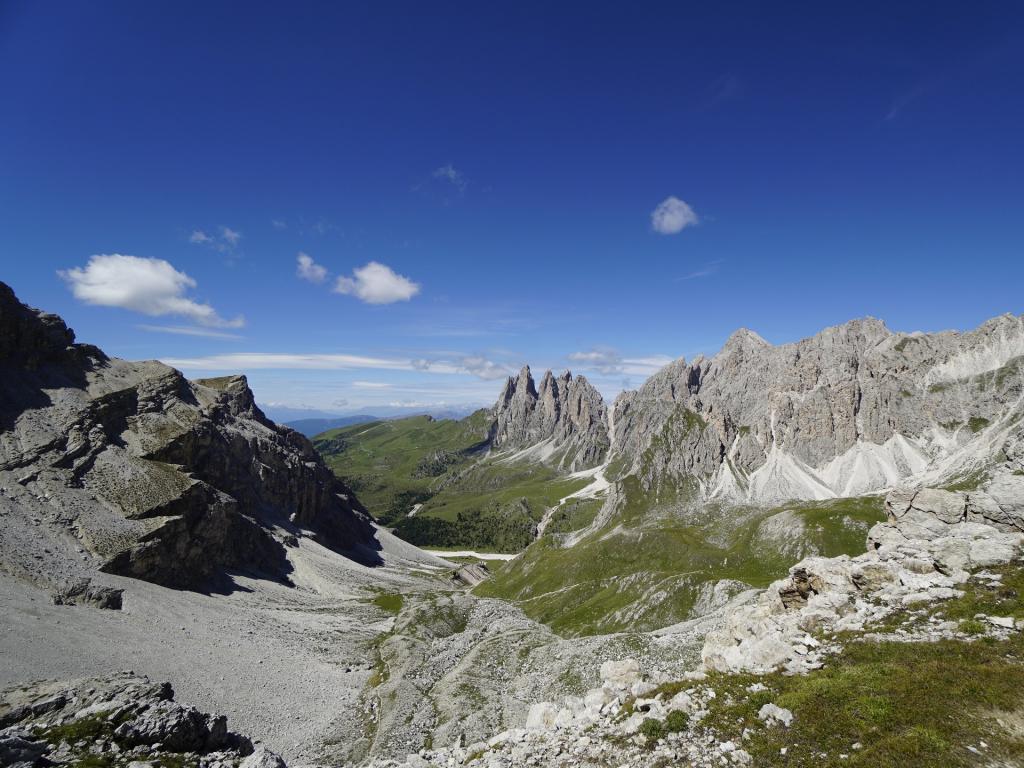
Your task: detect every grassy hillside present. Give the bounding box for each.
[662,561,1024,767]
[476,478,886,636]
[313,411,493,524]
[313,412,591,551]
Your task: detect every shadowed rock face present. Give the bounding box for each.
[0,281,377,591]
[489,366,609,471]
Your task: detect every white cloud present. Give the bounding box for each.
[158,351,511,381]
[651,196,699,235]
[568,347,674,377]
[60,254,244,328]
[189,230,212,244]
[159,352,460,373]
[433,164,467,192]
[334,261,420,304]
[568,347,623,375]
[220,226,242,246]
[271,219,287,230]
[459,355,512,380]
[622,355,675,375]
[137,324,243,340]
[296,252,328,283]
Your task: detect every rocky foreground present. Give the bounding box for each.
[0,673,286,768]
[371,474,1024,768]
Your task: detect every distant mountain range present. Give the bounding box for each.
[262,404,482,434]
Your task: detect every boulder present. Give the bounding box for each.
[599,659,640,689]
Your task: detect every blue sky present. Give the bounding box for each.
[2,2,1023,415]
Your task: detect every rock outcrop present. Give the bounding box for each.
[489,366,609,471]
[0,281,377,592]
[701,477,1024,674]
[0,673,284,767]
[612,313,1024,503]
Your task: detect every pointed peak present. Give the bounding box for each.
[721,327,771,355]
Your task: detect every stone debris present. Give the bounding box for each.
[370,481,1023,768]
[0,673,285,768]
[757,703,794,728]
[701,485,1024,674]
[50,577,123,610]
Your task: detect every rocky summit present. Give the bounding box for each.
[489,366,609,471]
[0,282,377,594]
[611,314,1024,503]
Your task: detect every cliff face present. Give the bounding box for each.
[489,366,609,471]
[0,282,376,591]
[612,314,1024,503]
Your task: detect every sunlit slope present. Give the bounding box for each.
[476,476,885,636]
[314,412,591,551]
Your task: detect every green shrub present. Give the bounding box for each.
[664,709,689,732]
[638,718,666,744]
[959,618,986,635]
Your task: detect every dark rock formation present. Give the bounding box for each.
[0,281,378,592]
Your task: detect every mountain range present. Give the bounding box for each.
[3,281,1024,767]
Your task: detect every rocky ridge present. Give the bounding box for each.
[0,281,376,592]
[611,313,1024,503]
[489,366,609,471]
[0,673,285,768]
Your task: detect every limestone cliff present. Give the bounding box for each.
[0,282,376,591]
[612,314,1024,503]
[489,366,609,471]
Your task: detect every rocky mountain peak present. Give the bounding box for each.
[719,327,770,357]
[0,282,378,593]
[611,311,1024,505]
[489,365,609,471]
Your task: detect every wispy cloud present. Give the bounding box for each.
[884,84,930,121]
[698,73,742,110]
[296,252,328,283]
[677,259,724,281]
[160,352,439,372]
[432,163,467,192]
[569,346,674,377]
[352,380,391,389]
[334,262,420,304]
[271,219,288,230]
[137,324,243,340]
[568,346,623,374]
[189,225,243,256]
[651,196,699,234]
[459,355,512,380]
[60,254,244,328]
[220,226,241,246]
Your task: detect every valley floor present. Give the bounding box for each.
[0,526,712,767]
[0,529,453,765]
